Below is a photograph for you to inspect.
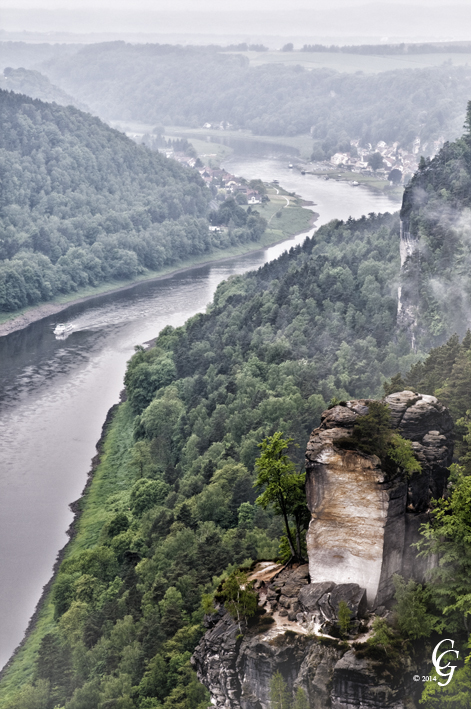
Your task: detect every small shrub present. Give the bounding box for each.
[338,600,352,637]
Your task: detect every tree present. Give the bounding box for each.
[392,574,439,639]
[159,587,184,637]
[221,570,258,632]
[338,600,351,637]
[368,152,384,171]
[238,502,255,529]
[293,687,309,709]
[383,372,406,396]
[464,99,471,138]
[270,672,291,709]
[417,468,471,632]
[342,401,421,477]
[388,168,402,184]
[254,432,308,560]
[130,478,170,516]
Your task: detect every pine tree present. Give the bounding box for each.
[293,687,309,709]
[270,672,291,709]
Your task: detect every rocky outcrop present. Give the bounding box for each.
[192,564,417,709]
[305,391,453,608]
[331,650,407,709]
[397,217,421,348]
[192,603,344,709]
[260,564,366,636]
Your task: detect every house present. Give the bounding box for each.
[330,152,349,166]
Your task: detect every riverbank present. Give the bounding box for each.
[0,400,126,700]
[306,166,404,200]
[0,186,314,338]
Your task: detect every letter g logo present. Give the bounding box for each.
[432,639,459,687]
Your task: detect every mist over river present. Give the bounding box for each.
[0,155,400,670]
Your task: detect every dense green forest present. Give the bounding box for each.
[0,91,267,314]
[399,101,471,349]
[2,55,471,706]
[33,42,471,151]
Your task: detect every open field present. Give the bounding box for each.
[259,185,315,236]
[230,50,471,74]
[184,137,233,167]
[165,126,313,160]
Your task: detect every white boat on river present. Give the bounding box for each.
[53,323,74,339]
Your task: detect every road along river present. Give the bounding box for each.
[0,156,401,669]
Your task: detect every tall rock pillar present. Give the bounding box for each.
[305,392,453,608]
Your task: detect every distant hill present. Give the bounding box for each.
[37,42,471,152]
[0,90,253,313]
[0,67,86,110]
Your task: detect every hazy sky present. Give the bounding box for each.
[1,0,469,41]
[2,0,471,9]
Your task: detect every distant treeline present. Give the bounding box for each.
[0,91,265,313]
[301,41,471,54]
[35,43,471,151]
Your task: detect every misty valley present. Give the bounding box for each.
[1,21,471,709]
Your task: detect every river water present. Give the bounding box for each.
[0,155,401,670]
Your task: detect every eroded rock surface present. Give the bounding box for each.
[305,391,453,607]
[331,650,406,709]
[191,565,415,709]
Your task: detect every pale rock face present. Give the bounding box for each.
[305,392,453,608]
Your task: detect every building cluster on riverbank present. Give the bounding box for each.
[328,134,445,183]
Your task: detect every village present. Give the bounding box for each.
[164,131,446,188]
[135,122,446,193]
[161,149,267,204]
[328,134,446,183]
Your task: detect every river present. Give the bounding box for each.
[0,154,401,670]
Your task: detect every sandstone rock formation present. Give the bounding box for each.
[192,602,343,709]
[192,392,452,708]
[305,391,453,608]
[191,564,417,709]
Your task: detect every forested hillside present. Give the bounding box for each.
[0,91,265,314]
[38,42,471,151]
[0,67,84,109]
[399,101,471,349]
[0,210,418,709]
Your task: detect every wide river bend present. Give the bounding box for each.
[0,155,400,669]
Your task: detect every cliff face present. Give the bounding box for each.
[192,392,453,708]
[192,564,415,709]
[305,391,453,608]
